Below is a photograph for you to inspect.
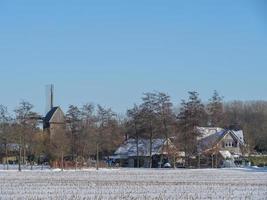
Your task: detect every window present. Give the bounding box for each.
[224,141,233,148]
[229,142,232,147]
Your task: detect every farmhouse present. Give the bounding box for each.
[0,143,20,164]
[197,127,246,167]
[113,138,178,168]
[114,127,247,168]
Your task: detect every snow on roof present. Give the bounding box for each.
[196,127,224,140]
[197,127,245,153]
[114,138,166,157]
[231,130,245,145]
[219,150,232,159]
[198,130,227,152]
[0,143,19,151]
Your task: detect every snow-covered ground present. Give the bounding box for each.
[0,168,267,200]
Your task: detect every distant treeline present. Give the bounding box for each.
[0,90,267,167]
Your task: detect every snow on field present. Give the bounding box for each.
[0,168,267,200]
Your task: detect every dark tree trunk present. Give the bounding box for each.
[163,118,169,158]
[96,143,99,170]
[5,143,8,170]
[18,136,22,172]
[149,122,153,168]
[134,122,140,168]
[61,151,64,171]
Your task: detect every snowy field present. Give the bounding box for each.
[0,168,267,200]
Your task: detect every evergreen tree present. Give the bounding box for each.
[153,92,175,163]
[207,90,224,127]
[66,105,82,160]
[177,91,206,167]
[140,92,159,168]
[127,104,145,168]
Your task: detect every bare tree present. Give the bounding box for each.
[224,100,267,153]
[14,101,39,170]
[127,104,145,168]
[66,105,82,161]
[0,105,12,170]
[50,126,70,171]
[80,103,98,165]
[96,105,123,156]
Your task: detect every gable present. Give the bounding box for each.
[219,132,236,146]
[223,133,235,141]
[231,130,245,145]
[197,128,245,153]
[220,130,245,145]
[43,107,65,129]
[49,107,65,124]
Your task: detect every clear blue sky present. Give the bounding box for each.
[0,0,266,115]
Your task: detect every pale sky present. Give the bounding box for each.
[0,0,266,115]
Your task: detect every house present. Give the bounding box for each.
[43,106,65,137]
[0,143,20,164]
[196,127,246,167]
[113,138,178,168]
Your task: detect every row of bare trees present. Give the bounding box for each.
[63,104,124,167]
[0,102,124,170]
[0,90,267,169]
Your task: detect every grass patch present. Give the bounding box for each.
[248,156,267,167]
